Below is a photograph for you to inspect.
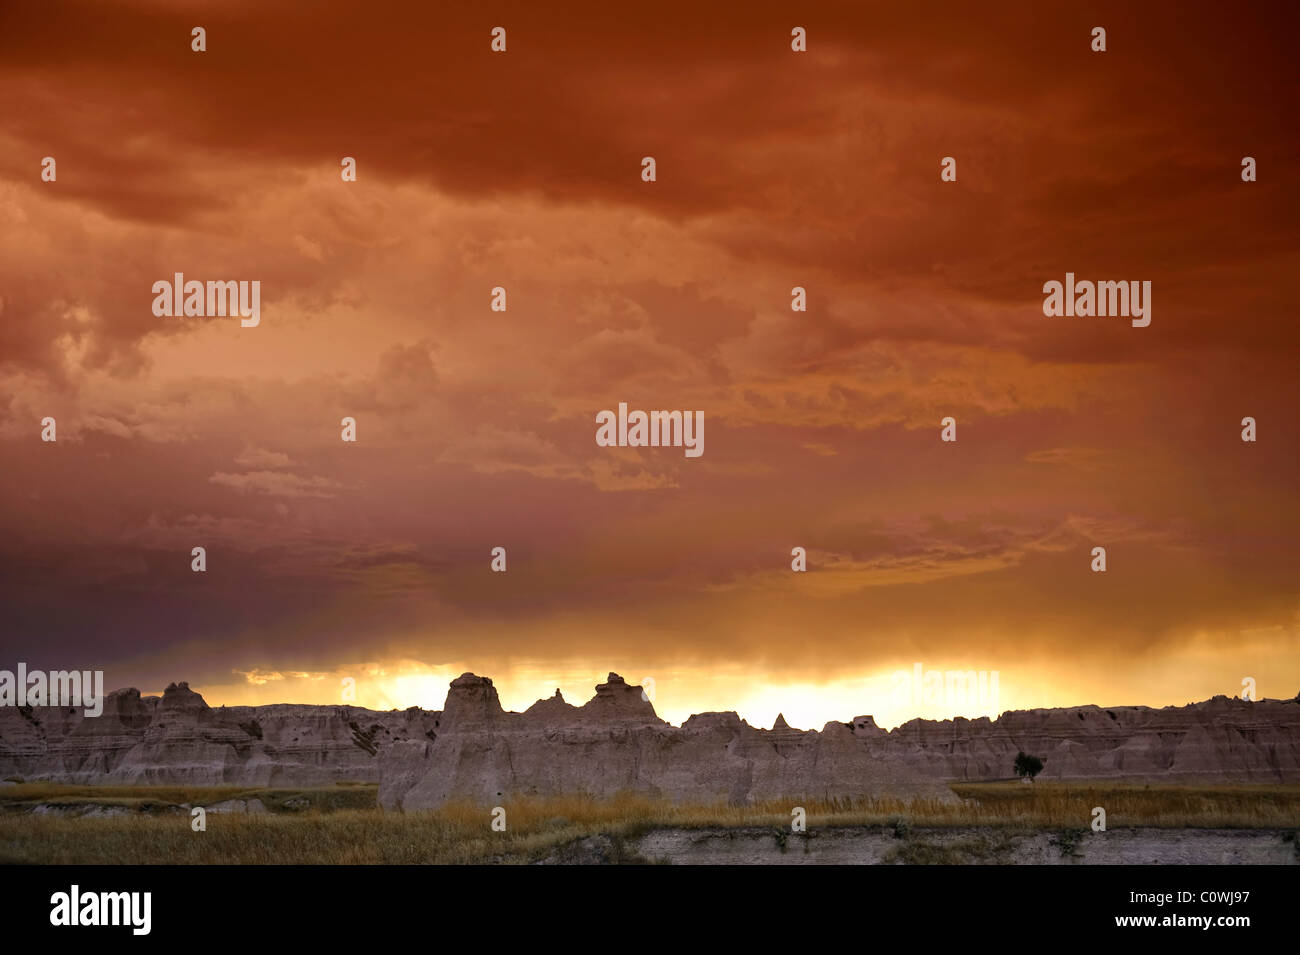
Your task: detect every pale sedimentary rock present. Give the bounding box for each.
[0,681,437,787]
[379,673,951,810]
[2,674,1296,809]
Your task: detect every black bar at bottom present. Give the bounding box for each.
[0,863,1287,942]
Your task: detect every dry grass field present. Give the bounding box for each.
[1,781,1297,864]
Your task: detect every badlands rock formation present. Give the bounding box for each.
[880,694,1300,784]
[2,673,1296,809]
[378,673,951,809]
[0,681,437,787]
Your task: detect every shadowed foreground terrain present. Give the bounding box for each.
[2,782,1297,865]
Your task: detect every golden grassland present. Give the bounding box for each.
[1,781,1297,864]
[0,780,377,813]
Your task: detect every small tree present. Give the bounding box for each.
[1014,751,1044,781]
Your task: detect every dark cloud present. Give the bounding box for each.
[0,0,1297,713]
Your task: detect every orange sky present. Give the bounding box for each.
[1,0,1298,728]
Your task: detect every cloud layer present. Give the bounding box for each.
[1,1,1297,724]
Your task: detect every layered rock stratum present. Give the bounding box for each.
[0,681,437,788]
[1,674,1296,809]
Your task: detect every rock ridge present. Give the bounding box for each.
[2,674,1295,806]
